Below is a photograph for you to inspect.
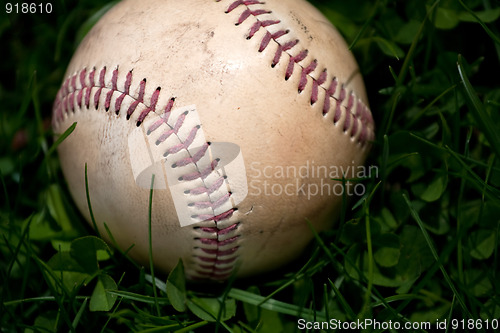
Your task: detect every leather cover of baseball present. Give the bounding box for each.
[53,0,374,280]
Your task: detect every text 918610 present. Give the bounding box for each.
[6,3,52,14]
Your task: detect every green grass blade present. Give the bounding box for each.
[106,290,170,305]
[46,122,76,158]
[327,278,356,320]
[85,163,101,239]
[458,0,500,45]
[148,174,161,317]
[71,297,88,331]
[457,54,500,157]
[173,321,209,333]
[347,0,380,50]
[228,288,327,322]
[397,0,440,85]
[402,193,471,318]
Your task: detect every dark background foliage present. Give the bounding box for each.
[1,0,499,331]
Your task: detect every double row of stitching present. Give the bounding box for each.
[219,0,374,144]
[145,98,241,280]
[53,66,158,127]
[53,66,243,281]
[192,209,241,279]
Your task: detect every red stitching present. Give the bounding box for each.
[198,235,239,247]
[259,30,288,52]
[145,98,242,279]
[154,111,188,145]
[225,0,263,13]
[299,59,317,93]
[127,79,146,121]
[197,222,239,234]
[237,8,270,24]
[196,208,235,222]
[180,160,219,181]
[190,193,231,210]
[187,176,225,195]
[286,49,308,81]
[311,69,327,105]
[223,0,374,144]
[198,255,237,264]
[148,98,175,134]
[201,247,239,256]
[192,207,240,279]
[53,66,243,281]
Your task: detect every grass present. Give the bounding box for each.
[1,0,500,331]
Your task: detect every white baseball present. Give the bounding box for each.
[53,0,374,280]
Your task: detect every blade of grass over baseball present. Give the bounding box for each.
[85,163,100,239]
[148,174,161,317]
[102,222,141,269]
[46,122,76,158]
[457,55,500,158]
[402,193,471,318]
[75,1,119,46]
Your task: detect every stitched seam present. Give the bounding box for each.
[53,66,241,281]
[147,99,241,280]
[220,0,375,144]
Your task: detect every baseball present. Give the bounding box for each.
[53,0,374,280]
